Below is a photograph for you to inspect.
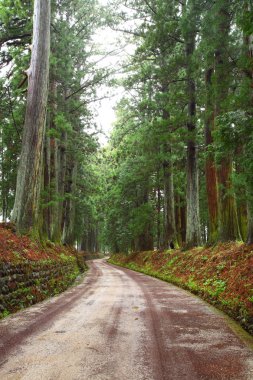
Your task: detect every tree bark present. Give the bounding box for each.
[156,175,161,249]
[247,202,253,244]
[135,187,153,251]
[42,77,59,240]
[205,66,219,243]
[63,161,78,245]
[214,1,241,241]
[245,1,253,244]
[175,194,186,245]
[184,7,201,247]
[160,103,176,249]
[42,128,51,238]
[238,202,247,241]
[163,158,177,248]
[12,0,51,235]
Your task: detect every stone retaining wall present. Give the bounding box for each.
[0,254,85,318]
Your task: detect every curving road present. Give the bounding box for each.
[0,259,253,380]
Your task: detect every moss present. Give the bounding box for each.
[0,257,83,320]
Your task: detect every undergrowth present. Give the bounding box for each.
[109,243,253,335]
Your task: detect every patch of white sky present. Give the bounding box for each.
[88,0,137,146]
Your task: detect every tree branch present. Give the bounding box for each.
[109,26,143,37]
[65,72,110,100]
[0,33,31,48]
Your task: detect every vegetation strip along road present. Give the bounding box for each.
[0,259,253,379]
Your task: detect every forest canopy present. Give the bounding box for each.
[0,0,253,253]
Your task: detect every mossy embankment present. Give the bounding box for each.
[109,243,253,335]
[0,223,87,318]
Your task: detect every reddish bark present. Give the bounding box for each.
[217,158,240,241]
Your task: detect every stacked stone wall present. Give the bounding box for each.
[0,254,85,318]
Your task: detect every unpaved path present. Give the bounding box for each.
[0,259,253,380]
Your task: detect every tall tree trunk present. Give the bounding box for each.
[205,66,219,243]
[175,194,186,245]
[245,1,253,244]
[217,159,240,241]
[42,129,51,238]
[95,223,99,253]
[214,1,240,241]
[63,160,78,245]
[48,78,60,241]
[238,202,247,241]
[156,174,161,249]
[184,7,201,247]
[0,127,5,221]
[51,85,69,243]
[159,85,177,249]
[247,201,253,244]
[135,187,153,251]
[12,0,51,235]
[51,130,67,242]
[163,158,176,248]
[42,77,59,240]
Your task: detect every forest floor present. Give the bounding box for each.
[0,223,78,262]
[109,242,253,335]
[1,259,253,380]
[0,223,88,319]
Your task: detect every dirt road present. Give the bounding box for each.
[0,259,253,380]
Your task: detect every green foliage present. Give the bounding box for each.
[0,309,10,319]
[203,278,227,297]
[1,0,253,251]
[129,203,154,237]
[54,113,72,134]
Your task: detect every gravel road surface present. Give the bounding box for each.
[0,259,253,380]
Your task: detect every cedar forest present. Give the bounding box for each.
[0,0,253,254]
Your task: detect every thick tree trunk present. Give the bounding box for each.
[63,161,78,245]
[135,187,153,251]
[51,131,67,242]
[42,77,59,240]
[135,232,153,252]
[217,159,240,241]
[12,0,51,235]
[47,78,60,241]
[42,131,51,238]
[205,66,219,243]
[214,1,240,241]
[86,223,98,253]
[247,201,253,244]
[49,136,60,240]
[246,2,253,244]
[0,128,6,221]
[80,215,89,251]
[238,202,247,241]
[175,195,186,245]
[160,92,177,249]
[95,223,99,253]
[163,158,176,248]
[185,27,201,247]
[157,178,161,249]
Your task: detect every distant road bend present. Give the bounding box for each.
[0,259,253,380]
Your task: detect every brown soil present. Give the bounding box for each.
[0,223,77,262]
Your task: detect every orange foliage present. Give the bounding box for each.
[0,223,76,262]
